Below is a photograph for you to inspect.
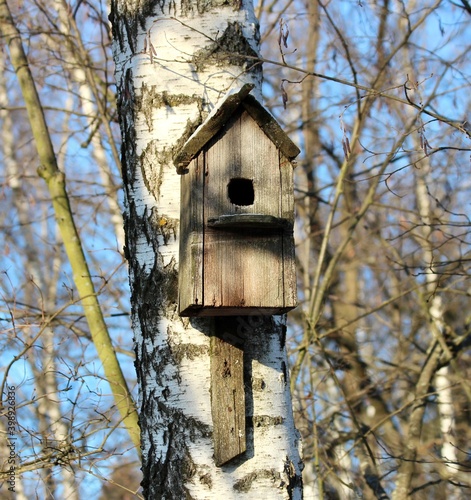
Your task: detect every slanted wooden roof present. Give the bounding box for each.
[174,84,300,173]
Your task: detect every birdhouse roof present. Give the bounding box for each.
[174,84,300,173]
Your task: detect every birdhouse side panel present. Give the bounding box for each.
[279,153,295,224]
[279,152,297,307]
[179,153,205,316]
[282,232,297,309]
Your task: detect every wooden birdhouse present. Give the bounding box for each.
[175,84,300,317]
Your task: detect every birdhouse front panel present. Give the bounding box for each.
[177,89,298,317]
[204,110,283,221]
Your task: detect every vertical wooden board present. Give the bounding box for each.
[279,153,295,224]
[203,230,237,308]
[282,233,297,309]
[240,111,280,217]
[211,321,246,466]
[226,112,243,181]
[279,153,297,308]
[178,159,192,313]
[205,112,242,220]
[193,153,205,303]
[203,113,242,309]
[179,153,204,314]
[234,232,285,310]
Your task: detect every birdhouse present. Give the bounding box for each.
[175,84,300,317]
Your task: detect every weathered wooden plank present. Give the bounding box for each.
[240,110,281,217]
[182,305,296,316]
[207,214,291,229]
[282,232,297,310]
[279,152,297,309]
[242,94,300,161]
[211,320,246,466]
[205,110,242,220]
[279,152,295,224]
[203,230,285,312]
[179,153,205,315]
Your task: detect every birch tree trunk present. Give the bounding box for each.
[110,1,303,498]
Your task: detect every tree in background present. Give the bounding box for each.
[1,0,471,498]
[0,0,140,497]
[264,1,471,498]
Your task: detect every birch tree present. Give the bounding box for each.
[109,1,303,498]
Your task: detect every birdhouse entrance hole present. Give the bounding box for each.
[227,178,254,206]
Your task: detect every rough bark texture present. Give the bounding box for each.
[110,1,303,498]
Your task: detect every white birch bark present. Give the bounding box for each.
[406,19,457,475]
[110,1,303,498]
[416,174,457,470]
